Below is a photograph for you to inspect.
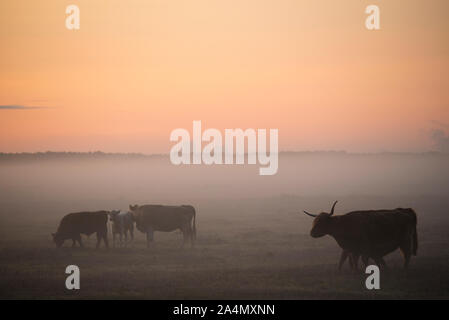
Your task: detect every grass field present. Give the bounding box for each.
[1,154,448,299]
[1,196,449,299]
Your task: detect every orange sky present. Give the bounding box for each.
[1,0,448,153]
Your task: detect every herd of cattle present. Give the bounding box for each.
[52,202,418,270]
[52,204,196,249]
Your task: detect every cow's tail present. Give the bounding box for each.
[409,208,418,256]
[412,225,418,256]
[192,207,197,240]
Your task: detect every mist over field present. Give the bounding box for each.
[0,152,449,299]
[1,152,448,208]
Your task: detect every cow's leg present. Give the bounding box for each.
[119,232,123,247]
[96,233,101,249]
[182,229,188,248]
[348,253,354,269]
[361,255,369,269]
[373,257,388,270]
[400,242,412,269]
[128,227,134,247]
[76,234,83,248]
[124,230,128,246]
[112,232,116,248]
[72,238,77,247]
[352,253,360,271]
[379,257,388,269]
[103,231,109,249]
[338,250,349,271]
[146,227,154,248]
[180,223,193,248]
[190,226,195,248]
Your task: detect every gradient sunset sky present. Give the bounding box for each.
[1,0,448,153]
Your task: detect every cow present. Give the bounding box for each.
[129,204,196,247]
[303,201,418,269]
[109,210,134,247]
[52,211,109,248]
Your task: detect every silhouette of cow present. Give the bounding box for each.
[304,201,417,269]
[52,211,109,248]
[129,204,196,247]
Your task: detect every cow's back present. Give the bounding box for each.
[58,211,108,236]
[334,208,417,257]
[135,205,194,232]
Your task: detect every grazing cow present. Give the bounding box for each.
[303,201,418,269]
[52,211,109,248]
[129,204,196,247]
[109,210,134,247]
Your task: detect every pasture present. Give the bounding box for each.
[0,153,449,299]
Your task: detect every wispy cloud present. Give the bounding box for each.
[0,105,48,110]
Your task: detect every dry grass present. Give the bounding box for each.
[1,196,449,300]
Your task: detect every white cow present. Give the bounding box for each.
[109,210,134,247]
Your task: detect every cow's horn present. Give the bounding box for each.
[329,201,338,216]
[303,210,317,218]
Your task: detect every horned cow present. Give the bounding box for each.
[304,201,418,269]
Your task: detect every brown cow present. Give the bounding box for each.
[52,211,109,248]
[129,204,196,247]
[304,201,418,269]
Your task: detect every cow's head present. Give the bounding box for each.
[109,210,120,222]
[303,201,338,238]
[129,204,141,222]
[129,204,139,219]
[52,232,64,247]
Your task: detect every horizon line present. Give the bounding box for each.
[0,150,447,157]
